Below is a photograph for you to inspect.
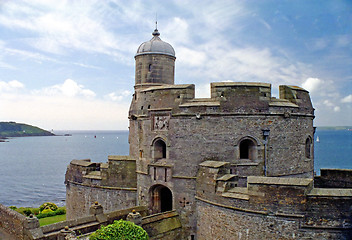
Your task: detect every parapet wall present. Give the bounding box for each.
[130,82,314,117]
[0,203,27,240]
[65,157,137,220]
[315,169,352,188]
[196,161,352,239]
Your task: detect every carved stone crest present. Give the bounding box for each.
[153,116,169,130]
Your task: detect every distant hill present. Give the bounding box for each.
[317,126,352,130]
[0,122,55,137]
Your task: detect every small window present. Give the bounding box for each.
[149,64,152,71]
[154,139,167,160]
[305,137,312,158]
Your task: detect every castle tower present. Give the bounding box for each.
[134,28,176,88]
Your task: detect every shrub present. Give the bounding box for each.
[39,202,58,212]
[23,209,32,216]
[9,206,17,210]
[17,207,33,216]
[36,208,66,219]
[32,208,40,215]
[89,220,149,240]
[41,208,53,214]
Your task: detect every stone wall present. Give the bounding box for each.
[315,169,352,188]
[196,201,350,240]
[0,204,27,239]
[135,54,175,86]
[195,163,352,240]
[65,158,137,220]
[66,182,137,220]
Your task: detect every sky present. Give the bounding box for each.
[0,0,351,130]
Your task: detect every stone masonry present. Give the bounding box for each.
[63,28,352,239]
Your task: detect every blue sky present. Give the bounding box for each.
[0,0,351,130]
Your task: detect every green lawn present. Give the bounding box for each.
[39,214,66,226]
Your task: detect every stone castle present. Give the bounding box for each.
[63,28,352,239]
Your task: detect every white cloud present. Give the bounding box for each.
[105,90,132,102]
[0,80,25,92]
[302,77,322,93]
[177,47,207,67]
[341,94,352,103]
[334,106,341,112]
[36,79,96,98]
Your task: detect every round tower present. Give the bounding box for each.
[134,28,176,88]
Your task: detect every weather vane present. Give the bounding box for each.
[155,13,158,30]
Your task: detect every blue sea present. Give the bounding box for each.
[0,129,351,208]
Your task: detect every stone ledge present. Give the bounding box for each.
[211,82,271,88]
[71,159,95,167]
[217,174,237,181]
[247,176,313,186]
[308,188,352,197]
[172,175,197,179]
[222,192,249,201]
[199,161,229,168]
[108,155,135,161]
[66,180,137,191]
[196,196,268,215]
[141,84,194,92]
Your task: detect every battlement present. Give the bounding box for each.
[196,161,352,236]
[130,82,314,119]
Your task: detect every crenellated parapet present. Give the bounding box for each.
[65,157,137,220]
[196,161,352,239]
[129,82,314,120]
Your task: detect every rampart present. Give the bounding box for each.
[65,157,137,220]
[196,162,352,239]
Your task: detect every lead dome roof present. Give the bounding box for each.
[136,29,175,57]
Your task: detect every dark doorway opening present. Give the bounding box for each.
[150,185,173,214]
[160,187,172,212]
[239,139,256,160]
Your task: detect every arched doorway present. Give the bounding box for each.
[239,138,256,160]
[153,139,166,160]
[149,185,173,214]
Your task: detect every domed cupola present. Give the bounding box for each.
[134,28,176,87]
[136,29,175,57]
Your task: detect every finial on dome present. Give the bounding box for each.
[153,14,160,37]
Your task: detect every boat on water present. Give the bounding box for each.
[316,136,320,142]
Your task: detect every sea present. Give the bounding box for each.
[0,129,351,208]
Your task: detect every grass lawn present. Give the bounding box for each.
[39,214,66,226]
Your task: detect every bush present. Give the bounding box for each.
[23,209,32,216]
[32,208,40,215]
[9,206,17,210]
[89,220,149,240]
[16,207,33,216]
[36,208,66,219]
[41,208,53,214]
[39,202,58,212]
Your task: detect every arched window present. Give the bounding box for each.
[239,139,256,160]
[305,137,312,158]
[148,64,152,71]
[154,139,166,160]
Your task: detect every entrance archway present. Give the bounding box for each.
[149,185,173,214]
